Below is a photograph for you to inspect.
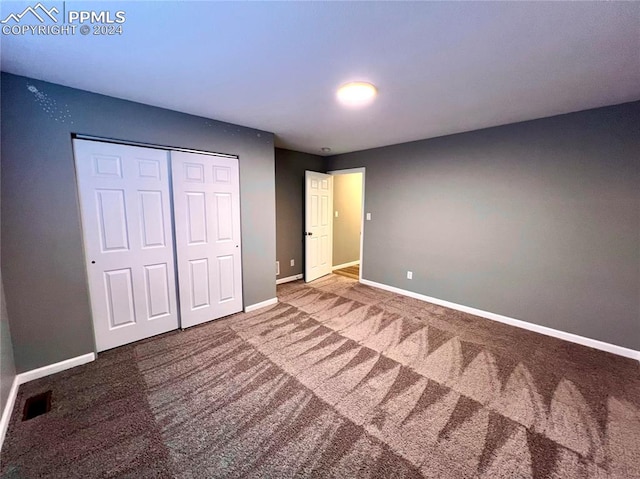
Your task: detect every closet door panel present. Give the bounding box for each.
[74,139,179,351]
[171,151,243,328]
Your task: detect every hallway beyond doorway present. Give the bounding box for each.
[333,264,359,280]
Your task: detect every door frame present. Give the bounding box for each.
[327,167,366,282]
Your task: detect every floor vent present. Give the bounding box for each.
[22,391,52,421]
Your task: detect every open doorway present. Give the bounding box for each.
[329,168,365,281]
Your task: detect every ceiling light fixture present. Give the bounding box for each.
[336,81,377,108]
[320,147,332,153]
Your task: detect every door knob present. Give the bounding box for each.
[305,232,313,236]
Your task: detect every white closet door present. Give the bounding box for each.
[171,151,243,328]
[74,139,179,351]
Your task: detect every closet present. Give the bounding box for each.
[73,139,242,351]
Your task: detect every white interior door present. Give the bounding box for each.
[74,139,179,352]
[305,171,333,282]
[171,151,243,328]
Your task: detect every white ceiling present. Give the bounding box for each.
[2,1,639,156]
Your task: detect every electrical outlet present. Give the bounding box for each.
[290,259,295,267]
[407,271,413,280]
[276,261,280,276]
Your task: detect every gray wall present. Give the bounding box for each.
[333,173,362,267]
[1,73,17,413]
[1,278,15,415]
[328,102,640,351]
[275,148,325,279]
[1,73,276,373]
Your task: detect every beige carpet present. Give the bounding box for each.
[2,274,639,478]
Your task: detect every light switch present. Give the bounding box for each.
[366,212,371,221]
[335,211,339,218]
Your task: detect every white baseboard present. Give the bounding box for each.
[0,377,19,454]
[0,352,96,453]
[276,274,303,285]
[15,353,96,384]
[244,297,278,313]
[360,279,640,361]
[332,261,360,271]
